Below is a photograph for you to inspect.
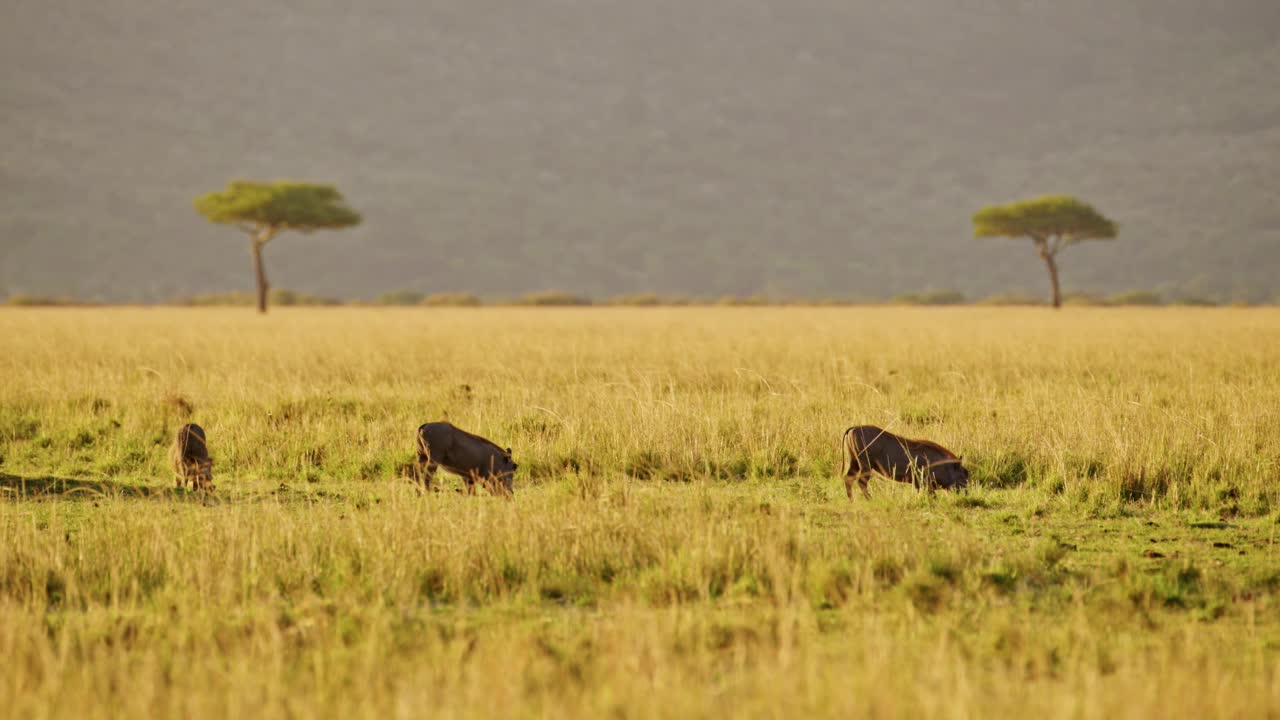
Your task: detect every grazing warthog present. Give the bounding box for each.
[169,423,214,491]
[414,422,517,496]
[841,425,968,499]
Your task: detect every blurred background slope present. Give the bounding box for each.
[2,0,1277,301]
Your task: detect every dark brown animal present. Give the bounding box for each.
[169,423,214,491]
[841,425,968,499]
[414,422,517,497]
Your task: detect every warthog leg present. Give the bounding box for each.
[845,472,872,500]
[412,461,437,493]
[460,472,513,499]
[908,467,939,495]
[485,476,514,500]
[178,462,201,491]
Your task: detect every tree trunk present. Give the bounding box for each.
[250,235,270,314]
[1031,237,1063,309]
[1042,251,1062,309]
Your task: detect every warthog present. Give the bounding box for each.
[414,422,517,496]
[169,422,214,491]
[841,425,968,499]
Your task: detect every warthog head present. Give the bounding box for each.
[934,458,969,491]
[494,448,518,495]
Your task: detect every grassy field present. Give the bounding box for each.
[1,307,1279,718]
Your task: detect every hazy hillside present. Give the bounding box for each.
[3,0,1278,301]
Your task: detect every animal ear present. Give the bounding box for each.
[506,447,512,455]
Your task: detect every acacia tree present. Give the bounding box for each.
[973,195,1117,309]
[194,181,361,313]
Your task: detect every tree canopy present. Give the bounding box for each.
[973,195,1117,245]
[973,195,1118,309]
[194,181,361,231]
[193,180,361,313]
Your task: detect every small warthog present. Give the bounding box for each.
[414,422,517,496]
[169,422,214,491]
[841,425,968,499]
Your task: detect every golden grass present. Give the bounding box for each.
[1,307,1278,718]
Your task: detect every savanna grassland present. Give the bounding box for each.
[1,307,1279,719]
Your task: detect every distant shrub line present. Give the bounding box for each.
[177,289,343,307]
[5,289,1275,308]
[4,294,88,307]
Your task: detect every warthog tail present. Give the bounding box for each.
[839,427,854,477]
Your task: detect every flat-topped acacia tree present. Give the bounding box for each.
[194,181,361,313]
[973,195,1118,309]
